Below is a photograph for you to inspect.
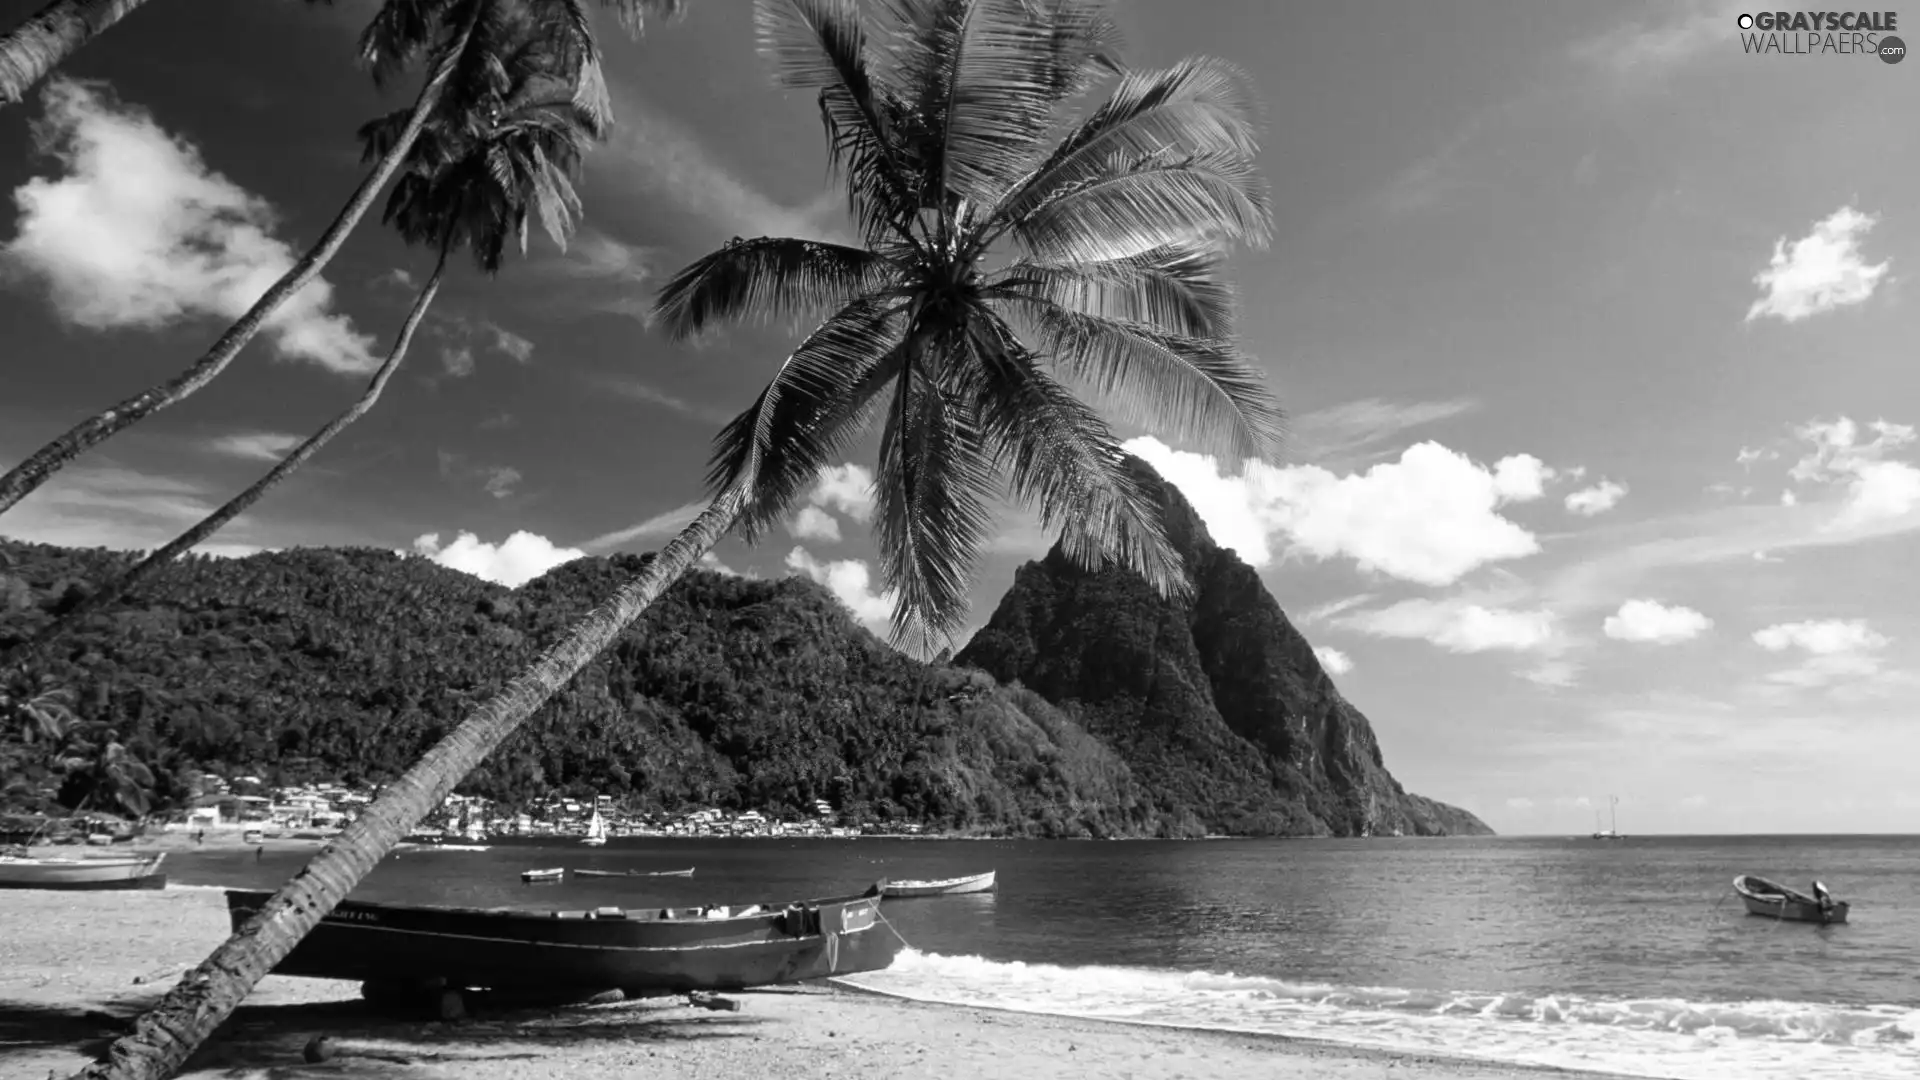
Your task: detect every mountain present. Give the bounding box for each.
[954,458,1492,838]
[0,539,1161,837]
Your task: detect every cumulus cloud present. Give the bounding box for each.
[785,546,893,628]
[481,466,521,500]
[1752,618,1891,689]
[1124,436,1546,585]
[441,345,475,378]
[1602,599,1712,644]
[1787,417,1920,530]
[1312,645,1353,675]
[811,464,877,522]
[411,531,584,588]
[1565,480,1628,516]
[0,79,376,372]
[1336,597,1559,653]
[1745,206,1890,323]
[206,431,301,463]
[787,505,841,543]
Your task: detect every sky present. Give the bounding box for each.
[1,0,1915,835]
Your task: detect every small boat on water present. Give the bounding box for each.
[222,882,899,1007]
[521,867,564,884]
[574,867,695,879]
[1733,874,1850,924]
[580,810,609,847]
[882,869,996,898]
[0,852,166,890]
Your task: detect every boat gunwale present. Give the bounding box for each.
[223,884,885,927]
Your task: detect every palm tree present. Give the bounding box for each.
[7,41,604,663]
[0,0,684,520]
[78,3,1279,1076]
[0,0,148,106]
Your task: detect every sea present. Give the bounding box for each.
[168,833,1919,1080]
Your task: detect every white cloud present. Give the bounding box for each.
[1124,436,1544,585]
[410,531,584,588]
[1312,645,1353,675]
[1288,397,1477,463]
[1602,599,1712,644]
[1787,417,1920,530]
[1505,797,1535,810]
[441,345,476,378]
[1752,618,1892,690]
[1491,454,1554,501]
[697,552,744,577]
[1565,480,1628,516]
[481,466,521,500]
[1752,618,1887,655]
[1552,795,1593,809]
[0,79,376,373]
[1337,597,1559,653]
[582,499,709,551]
[1745,206,1891,323]
[206,431,301,463]
[0,463,247,551]
[1737,446,1777,467]
[784,546,893,628]
[1572,0,1743,75]
[811,464,877,522]
[788,505,842,543]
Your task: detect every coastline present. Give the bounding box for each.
[0,889,1644,1080]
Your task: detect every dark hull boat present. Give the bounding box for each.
[224,884,899,999]
[1733,875,1850,924]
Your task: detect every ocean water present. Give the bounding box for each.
[171,834,1920,1079]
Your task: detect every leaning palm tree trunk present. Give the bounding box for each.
[74,491,744,1080]
[0,0,148,106]
[0,5,484,521]
[8,250,451,665]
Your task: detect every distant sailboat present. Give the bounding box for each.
[1591,795,1625,840]
[581,809,609,847]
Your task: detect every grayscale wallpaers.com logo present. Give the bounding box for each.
[1736,10,1906,61]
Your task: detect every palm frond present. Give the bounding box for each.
[1013,300,1284,462]
[754,0,920,247]
[706,298,911,538]
[652,238,897,340]
[1011,149,1271,264]
[874,353,999,653]
[957,313,1189,599]
[992,243,1234,339]
[987,56,1261,230]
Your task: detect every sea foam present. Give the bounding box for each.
[838,950,1919,1080]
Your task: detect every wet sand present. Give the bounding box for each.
[0,889,1639,1080]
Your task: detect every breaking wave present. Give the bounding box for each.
[838,950,1918,1080]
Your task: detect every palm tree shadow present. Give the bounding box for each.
[4,993,767,1079]
[188,995,766,1077]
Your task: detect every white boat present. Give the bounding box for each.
[0,852,166,890]
[520,867,564,883]
[881,869,996,898]
[1590,796,1626,840]
[581,810,609,847]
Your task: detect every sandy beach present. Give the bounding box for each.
[0,889,1642,1080]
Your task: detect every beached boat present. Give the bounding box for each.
[1733,875,1850,924]
[521,867,564,883]
[0,852,166,890]
[574,867,695,879]
[881,870,996,898]
[222,883,900,1003]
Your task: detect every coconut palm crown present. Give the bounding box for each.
[654,0,1284,653]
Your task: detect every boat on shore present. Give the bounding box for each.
[521,867,564,884]
[1733,875,1849,924]
[0,852,166,890]
[574,867,694,878]
[881,869,996,898]
[222,882,899,1006]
